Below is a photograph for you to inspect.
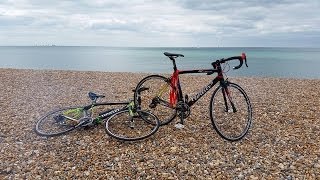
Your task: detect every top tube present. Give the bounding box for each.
[83,101,130,110]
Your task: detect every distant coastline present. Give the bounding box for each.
[0,45,319,48]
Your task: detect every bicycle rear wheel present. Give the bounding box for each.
[35,106,86,137]
[210,82,252,141]
[134,75,177,125]
[105,109,160,141]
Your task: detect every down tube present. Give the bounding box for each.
[187,77,220,107]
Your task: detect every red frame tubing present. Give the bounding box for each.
[170,70,179,107]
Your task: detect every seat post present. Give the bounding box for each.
[170,57,178,71]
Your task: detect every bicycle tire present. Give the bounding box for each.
[134,75,177,125]
[210,82,252,141]
[105,109,160,141]
[35,106,86,137]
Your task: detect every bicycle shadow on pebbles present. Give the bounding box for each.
[0,69,319,179]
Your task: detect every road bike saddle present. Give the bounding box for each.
[164,52,184,58]
[88,92,105,101]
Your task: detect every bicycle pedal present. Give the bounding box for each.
[174,123,184,129]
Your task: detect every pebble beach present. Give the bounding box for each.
[0,68,320,179]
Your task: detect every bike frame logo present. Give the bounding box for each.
[100,108,120,118]
[190,81,215,102]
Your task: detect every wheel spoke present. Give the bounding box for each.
[211,83,252,141]
[105,109,160,141]
[35,106,85,137]
[134,75,177,125]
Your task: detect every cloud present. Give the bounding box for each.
[0,0,319,46]
[178,0,300,10]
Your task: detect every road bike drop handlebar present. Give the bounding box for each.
[212,53,248,70]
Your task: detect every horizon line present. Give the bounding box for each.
[0,45,319,48]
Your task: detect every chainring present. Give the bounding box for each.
[177,101,191,118]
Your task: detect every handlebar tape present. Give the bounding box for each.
[232,53,247,69]
[227,56,243,69]
[211,53,248,70]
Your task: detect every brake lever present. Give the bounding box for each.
[242,53,248,67]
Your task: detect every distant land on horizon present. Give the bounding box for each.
[0,45,319,48]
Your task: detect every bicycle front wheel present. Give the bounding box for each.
[210,82,252,141]
[134,75,177,125]
[105,109,160,141]
[35,106,86,137]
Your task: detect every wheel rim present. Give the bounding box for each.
[135,75,177,125]
[35,107,84,136]
[105,110,159,141]
[211,84,252,141]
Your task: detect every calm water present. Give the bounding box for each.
[0,46,319,79]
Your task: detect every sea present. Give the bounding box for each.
[0,46,319,79]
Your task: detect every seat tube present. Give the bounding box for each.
[177,77,183,101]
[171,59,182,100]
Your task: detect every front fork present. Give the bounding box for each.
[128,101,137,129]
[221,80,237,113]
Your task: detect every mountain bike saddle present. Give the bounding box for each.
[88,92,105,100]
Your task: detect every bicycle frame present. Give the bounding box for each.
[170,61,227,108]
[81,101,135,123]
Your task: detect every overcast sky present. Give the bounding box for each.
[0,0,319,47]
